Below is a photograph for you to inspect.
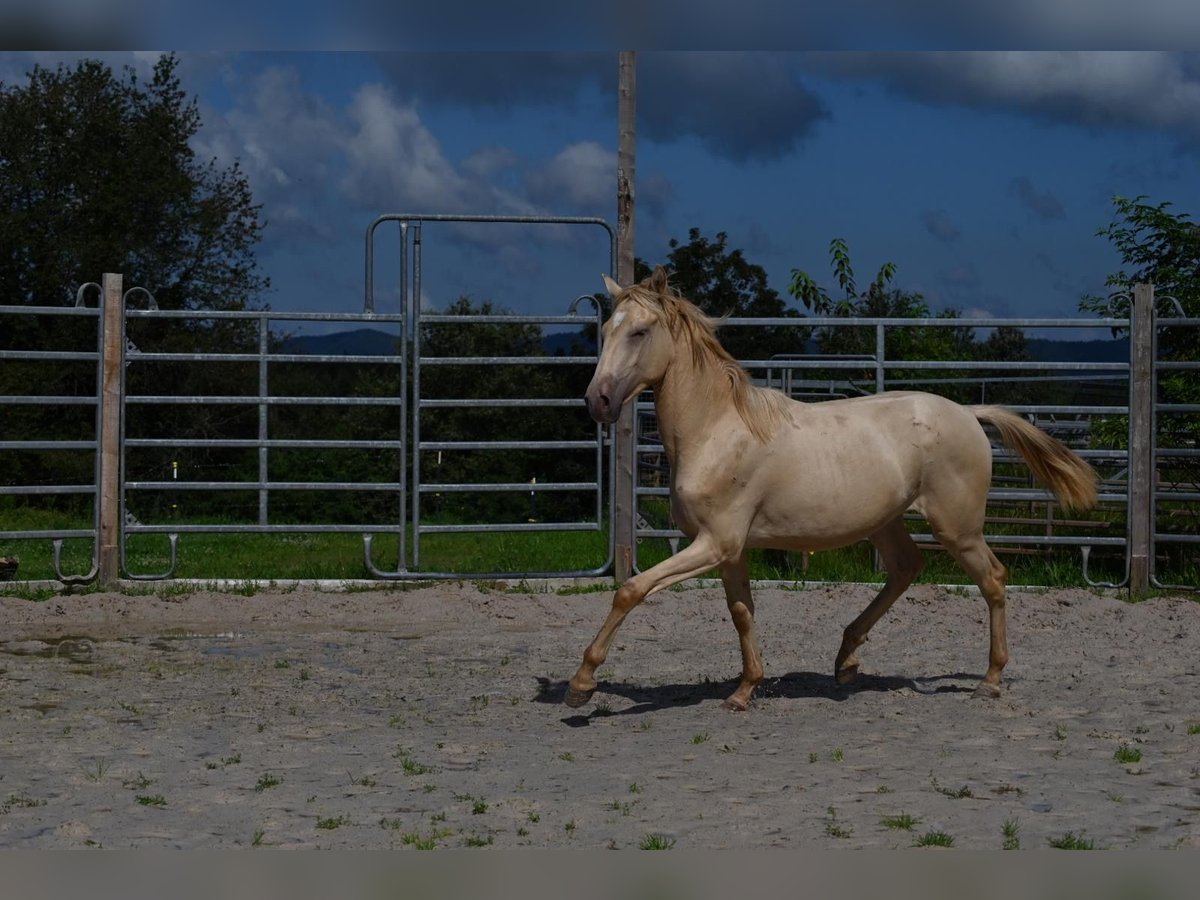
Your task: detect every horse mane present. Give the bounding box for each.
[616,268,788,443]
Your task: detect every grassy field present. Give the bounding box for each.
[0,506,1145,590]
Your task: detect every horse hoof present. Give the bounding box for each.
[720,697,749,712]
[564,685,595,708]
[835,665,859,685]
[973,681,1001,699]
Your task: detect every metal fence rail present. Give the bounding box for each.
[396,215,615,578]
[1150,312,1200,590]
[0,289,105,582]
[1,260,1193,593]
[119,305,409,579]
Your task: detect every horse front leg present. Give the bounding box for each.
[565,534,725,708]
[719,553,763,711]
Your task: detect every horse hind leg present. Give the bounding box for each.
[834,518,924,684]
[933,528,1009,699]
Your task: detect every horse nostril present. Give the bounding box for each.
[586,390,612,421]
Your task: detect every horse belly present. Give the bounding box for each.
[744,429,924,551]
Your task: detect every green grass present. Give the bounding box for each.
[135,794,166,807]
[881,812,920,831]
[640,833,676,850]
[824,806,852,839]
[1114,744,1143,765]
[914,830,955,848]
[1048,831,1094,850]
[0,503,1127,586]
[254,773,282,793]
[1002,818,1021,850]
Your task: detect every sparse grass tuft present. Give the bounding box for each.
[824,806,852,839]
[316,815,350,830]
[1048,831,1094,850]
[640,833,675,850]
[136,794,166,807]
[1114,744,1142,765]
[254,773,282,793]
[1002,818,1020,850]
[881,812,919,831]
[691,733,709,745]
[398,754,433,776]
[915,830,955,848]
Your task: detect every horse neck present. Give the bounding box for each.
[651,340,738,466]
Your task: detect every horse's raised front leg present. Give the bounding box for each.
[565,534,726,708]
[834,517,924,684]
[719,553,763,711]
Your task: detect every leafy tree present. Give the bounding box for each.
[1082,196,1199,570]
[1080,195,1199,325]
[634,228,808,361]
[0,53,268,313]
[1,53,269,517]
[788,238,976,398]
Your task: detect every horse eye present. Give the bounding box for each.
[630,328,648,339]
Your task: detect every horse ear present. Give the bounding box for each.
[601,274,622,297]
[648,265,669,294]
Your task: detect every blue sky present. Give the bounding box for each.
[3,50,1199,336]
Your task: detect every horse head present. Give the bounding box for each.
[584,266,676,424]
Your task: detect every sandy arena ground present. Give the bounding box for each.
[1,580,1199,849]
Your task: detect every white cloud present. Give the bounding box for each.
[526,141,615,210]
[462,145,518,179]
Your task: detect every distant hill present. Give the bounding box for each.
[281,328,400,356]
[280,327,1130,364]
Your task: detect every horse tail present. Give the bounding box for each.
[972,406,1099,512]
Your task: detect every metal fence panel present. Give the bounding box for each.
[0,288,104,582]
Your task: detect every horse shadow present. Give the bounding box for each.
[533,670,978,728]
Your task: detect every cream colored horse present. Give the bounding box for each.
[566,266,1098,712]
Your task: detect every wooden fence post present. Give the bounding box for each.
[98,272,123,587]
[1128,283,1154,597]
[614,51,636,582]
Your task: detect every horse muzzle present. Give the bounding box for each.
[585,388,620,424]
[584,377,621,425]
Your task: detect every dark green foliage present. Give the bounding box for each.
[0,53,268,313]
[1081,196,1199,578]
[1,54,268,519]
[635,228,809,361]
[418,296,598,524]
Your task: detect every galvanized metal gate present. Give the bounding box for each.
[0,285,106,582]
[1149,299,1200,590]
[364,214,616,577]
[1,262,1193,592]
[1,215,616,584]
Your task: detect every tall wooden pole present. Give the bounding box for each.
[98,272,123,587]
[1128,283,1154,597]
[614,51,637,582]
